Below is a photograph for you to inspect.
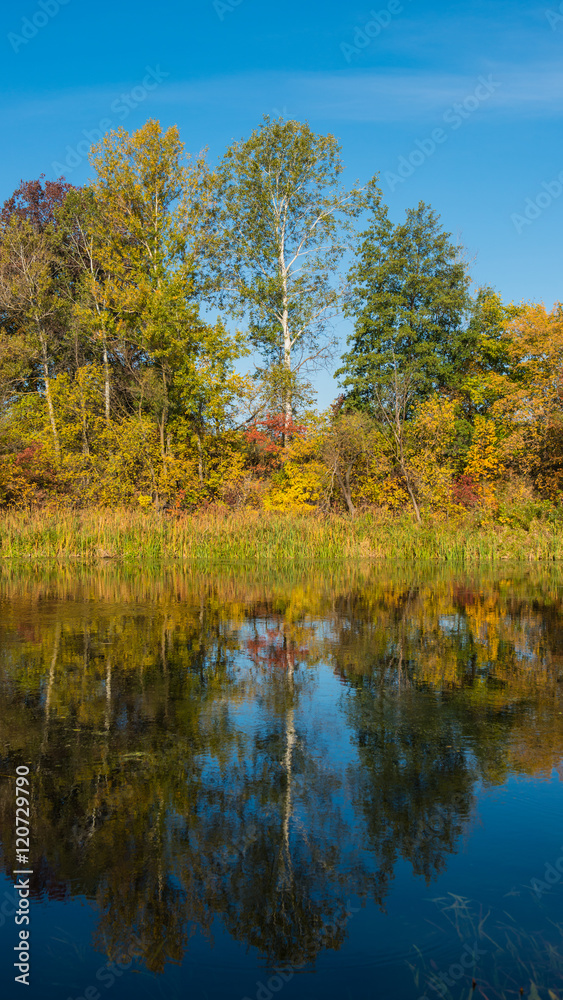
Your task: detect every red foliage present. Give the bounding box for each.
[14,443,45,468]
[12,443,56,501]
[331,394,345,417]
[452,474,480,509]
[1,174,73,231]
[243,625,307,672]
[452,586,478,608]
[244,413,306,470]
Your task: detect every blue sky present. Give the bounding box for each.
[2,0,561,405]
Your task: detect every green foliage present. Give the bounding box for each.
[207,116,365,426]
[338,191,470,411]
[0,117,562,529]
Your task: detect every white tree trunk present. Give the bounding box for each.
[279,241,292,442]
[277,643,295,891]
[40,334,61,461]
[103,335,110,424]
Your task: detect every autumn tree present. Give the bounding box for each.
[454,286,523,417]
[85,120,245,462]
[492,303,563,497]
[320,411,376,516]
[0,176,75,459]
[337,193,470,520]
[0,174,72,234]
[0,217,66,460]
[209,116,365,438]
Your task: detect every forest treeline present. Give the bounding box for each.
[0,116,562,524]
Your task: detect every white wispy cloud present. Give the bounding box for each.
[3,64,563,131]
[288,67,563,121]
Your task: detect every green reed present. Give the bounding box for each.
[1,508,563,563]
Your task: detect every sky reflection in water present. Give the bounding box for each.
[0,564,562,1000]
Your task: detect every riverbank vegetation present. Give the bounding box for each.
[1,117,562,540]
[1,508,562,564]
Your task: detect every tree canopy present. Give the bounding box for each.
[0,116,561,525]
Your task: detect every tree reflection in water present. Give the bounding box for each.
[0,563,562,978]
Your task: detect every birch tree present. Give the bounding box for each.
[212,117,365,435]
[0,217,64,459]
[60,188,115,425]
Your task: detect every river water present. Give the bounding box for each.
[0,564,562,1000]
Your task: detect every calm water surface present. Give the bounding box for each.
[0,564,562,1000]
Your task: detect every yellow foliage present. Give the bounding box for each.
[466,418,505,482]
[408,397,460,517]
[364,473,410,510]
[464,416,505,516]
[412,396,457,454]
[264,434,326,512]
[491,303,563,498]
[0,455,37,508]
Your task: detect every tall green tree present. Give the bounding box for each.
[209,116,365,434]
[337,193,470,520]
[338,192,470,411]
